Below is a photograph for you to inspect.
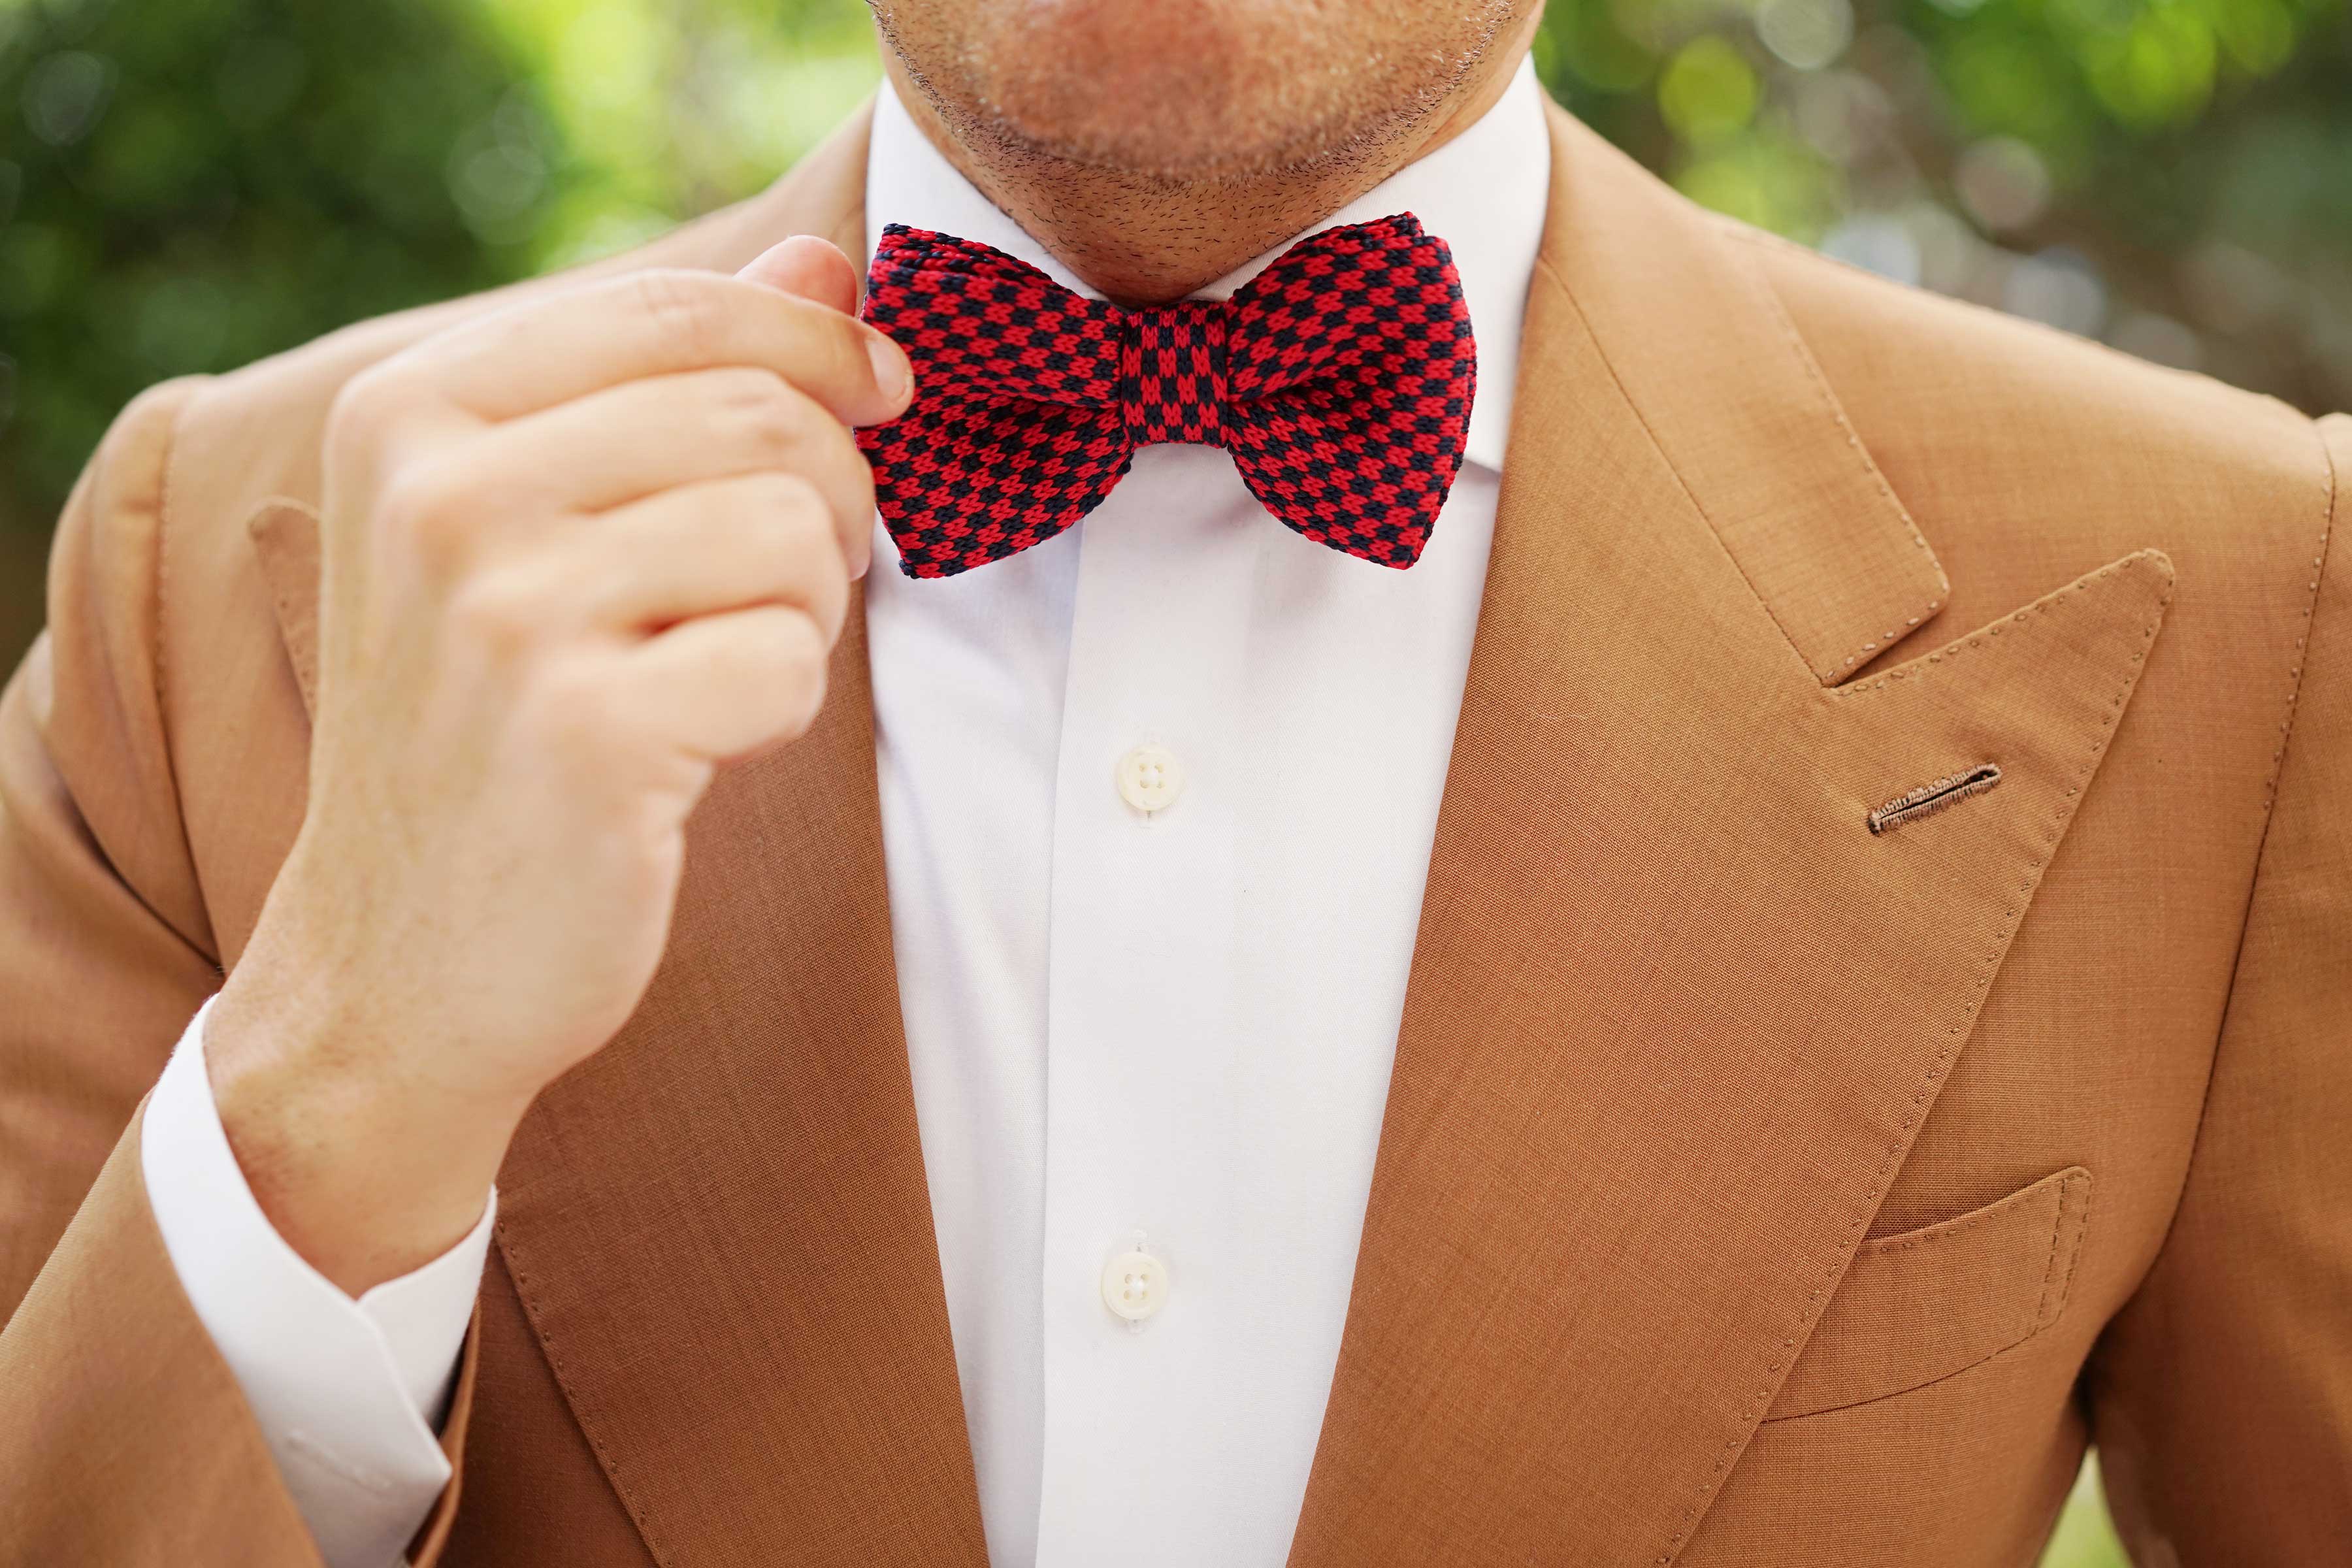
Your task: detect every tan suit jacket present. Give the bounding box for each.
[2,97,2347,1567]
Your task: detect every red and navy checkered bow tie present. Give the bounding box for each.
[857,214,1476,579]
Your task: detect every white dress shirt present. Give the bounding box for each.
[140,57,1550,1568]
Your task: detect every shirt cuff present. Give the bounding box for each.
[142,994,497,1568]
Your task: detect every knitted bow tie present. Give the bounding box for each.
[856,214,1477,579]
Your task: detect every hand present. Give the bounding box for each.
[204,238,910,1294]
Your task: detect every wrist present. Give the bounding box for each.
[206,944,529,1296]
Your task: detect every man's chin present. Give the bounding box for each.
[971,86,1379,185]
[877,0,1454,182]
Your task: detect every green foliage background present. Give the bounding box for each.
[3,0,2349,667]
[0,2,2345,1547]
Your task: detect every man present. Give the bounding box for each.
[0,0,2344,1563]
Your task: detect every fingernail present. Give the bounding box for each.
[868,333,910,404]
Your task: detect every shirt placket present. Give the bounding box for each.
[1033,442,1262,1564]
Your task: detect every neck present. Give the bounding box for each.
[877,19,1541,307]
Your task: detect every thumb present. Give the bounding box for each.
[736,234,861,317]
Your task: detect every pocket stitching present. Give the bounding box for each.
[1756,1311,2065,1426]
[1854,1164,2083,1260]
[1760,1166,2091,1424]
[2033,1171,2092,1329]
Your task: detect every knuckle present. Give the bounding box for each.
[325,363,417,459]
[529,661,617,760]
[698,610,827,757]
[376,463,475,578]
[770,619,830,739]
[631,269,725,357]
[709,364,794,415]
[809,565,851,642]
[447,571,548,663]
[720,376,810,455]
[840,446,878,523]
[747,468,827,520]
[791,539,851,639]
[796,400,864,473]
[751,476,851,615]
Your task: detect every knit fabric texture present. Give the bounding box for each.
[858,214,1476,577]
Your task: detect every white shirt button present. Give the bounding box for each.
[1116,744,1184,814]
[1102,1247,1168,1322]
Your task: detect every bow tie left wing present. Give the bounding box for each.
[861,226,1136,577]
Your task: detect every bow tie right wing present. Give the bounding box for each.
[1220,214,1477,570]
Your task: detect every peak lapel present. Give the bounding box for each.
[1539,110,1953,687]
[1290,108,2172,1565]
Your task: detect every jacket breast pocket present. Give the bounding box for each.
[1762,1166,2093,1422]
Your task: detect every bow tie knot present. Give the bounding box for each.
[1126,303,1228,448]
[858,215,1475,578]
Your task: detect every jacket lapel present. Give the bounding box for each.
[242,564,987,1568]
[480,115,991,1566]
[1288,108,2171,1565]
[489,587,987,1567]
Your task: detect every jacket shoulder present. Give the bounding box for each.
[66,106,870,949]
[1725,219,2332,583]
[160,100,871,555]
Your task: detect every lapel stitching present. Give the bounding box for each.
[1662,549,2174,1560]
[1711,215,1952,682]
[1826,550,2174,704]
[1528,105,1957,691]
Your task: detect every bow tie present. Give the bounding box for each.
[857,215,1476,579]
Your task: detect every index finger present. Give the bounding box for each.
[416,266,913,429]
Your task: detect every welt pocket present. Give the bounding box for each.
[1762,1166,2092,1422]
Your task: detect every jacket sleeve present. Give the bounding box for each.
[0,380,475,1565]
[2087,412,2352,1562]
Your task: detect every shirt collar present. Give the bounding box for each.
[864,56,1552,474]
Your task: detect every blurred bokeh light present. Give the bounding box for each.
[3,0,2345,583]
